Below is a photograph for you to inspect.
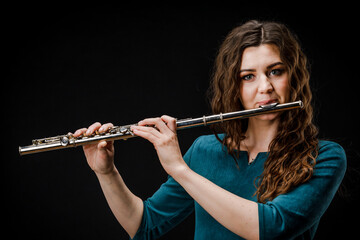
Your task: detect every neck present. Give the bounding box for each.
[244,118,279,152]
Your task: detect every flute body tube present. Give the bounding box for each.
[19,101,303,156]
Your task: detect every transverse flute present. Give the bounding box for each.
[19,100,303,156]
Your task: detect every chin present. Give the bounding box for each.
[254,112,280,121]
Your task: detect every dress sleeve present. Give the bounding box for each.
[131,138,201,240]
[258,141,347,240]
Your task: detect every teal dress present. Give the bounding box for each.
[132,134,346,240]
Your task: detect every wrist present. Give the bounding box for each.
[95,167,120,184]
[169,163,191,182]
[93,161,116,176]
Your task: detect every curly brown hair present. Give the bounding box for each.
[208,20,319,203]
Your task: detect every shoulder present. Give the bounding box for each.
[315,140,347,177]
[318,140,346,163]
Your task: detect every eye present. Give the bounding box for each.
[241,74,254,81]
[269,68,284,77]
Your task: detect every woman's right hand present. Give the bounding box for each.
[73,122,115,175]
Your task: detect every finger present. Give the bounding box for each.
[98,140,112,149]
[131,125,160,143]
[86,122,101,136]
[138,117,169,133]
[99,123,114,133]
[97,140,114,154]
[137,117,160,127]
[98,140,107,148]
[161,115,177,133]
[73,128,87,137]
[132,125,162,138]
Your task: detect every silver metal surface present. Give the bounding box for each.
[19,100,303,155]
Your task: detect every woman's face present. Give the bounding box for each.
[239,44,290,121]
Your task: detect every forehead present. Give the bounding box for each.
[240,44,281,69]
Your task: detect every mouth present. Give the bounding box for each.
[257,99,278,106]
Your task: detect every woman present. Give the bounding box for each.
[73,20,346,239]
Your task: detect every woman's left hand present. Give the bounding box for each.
[130,115,187,177]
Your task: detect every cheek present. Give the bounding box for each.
[239,83,245,101]
[239,82,256,107]
[275,76,290,101]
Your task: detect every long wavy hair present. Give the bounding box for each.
[208,20,319,203]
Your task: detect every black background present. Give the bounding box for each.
[6,4,359,240]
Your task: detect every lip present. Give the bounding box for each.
[257,99,278,106]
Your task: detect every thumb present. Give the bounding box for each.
[97,140,114,152]
[97,140,108,149]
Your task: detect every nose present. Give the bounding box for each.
[258,74,274,93]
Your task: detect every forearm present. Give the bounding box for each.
[131,116,259,238]
[172,165,259,240]
[96,168,143,238]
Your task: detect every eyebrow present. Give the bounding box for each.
[239,62,285,72]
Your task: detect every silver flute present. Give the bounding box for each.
[19,100,303,156]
